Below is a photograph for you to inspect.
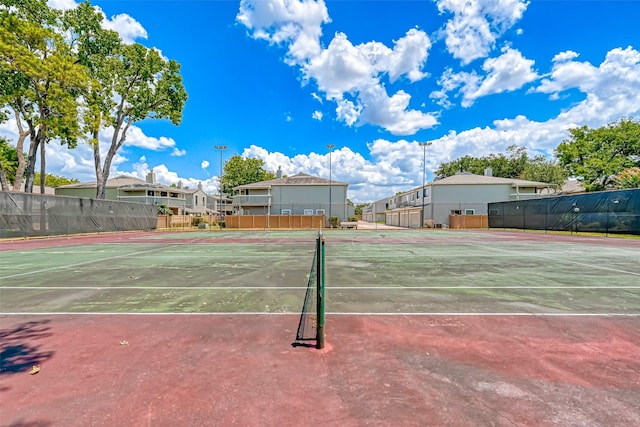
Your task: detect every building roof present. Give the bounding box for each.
[431,172,555,188]
[57,175,186,192]
[14,182,56,195]
[234,173,348,190]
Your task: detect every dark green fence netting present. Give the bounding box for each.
[0,192,158,238]
[488,189,640,235]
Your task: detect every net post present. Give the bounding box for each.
[316,231,325,349]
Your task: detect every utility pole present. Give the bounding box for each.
[326,144,335,227]
[419,142,432,229]
[214,145,227,224]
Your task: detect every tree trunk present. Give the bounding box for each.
[10,110,32,192]
[23,134,41,194]
[94,118,131,200]
[93,129,105,199]
[0,163,10,191]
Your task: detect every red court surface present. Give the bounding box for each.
[1,313,639,426]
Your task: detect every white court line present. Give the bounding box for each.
[2,286,638,290]
[0,286,309,290]
[5,253,312,259]
[467,242,640,277]
[0,311,638,316]
[0,245,179,279]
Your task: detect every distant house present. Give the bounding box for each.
[383,171,558,228]
[361,198,387,223]
[55,171,188,215]
[232,170,352,221]
[183,182,210,215]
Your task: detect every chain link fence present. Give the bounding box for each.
[1,192,158,238]
[488,189,640,235]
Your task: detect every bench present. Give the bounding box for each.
[340,221,358,229]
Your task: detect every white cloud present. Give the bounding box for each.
[171,148,187,157]
[386,28,432,83]
[431,68,481,108]
[238,1,436,136]
[312,111,323,121]
[533,47,640,118]
[47,0,77,10]
[432,47,537,107]
[436,0,529,64]
[471,47,537,98]
[358,86,438,135]
[552,50,579,63]
[201,160,210,169]
[305,32,379,98]
[100,12,148,44]
[335,99,361,127]
[99,125,176,151]
[237,0,329,62]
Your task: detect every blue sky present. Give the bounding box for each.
[3,0,640,202]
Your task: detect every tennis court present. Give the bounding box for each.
[1,229,639,426]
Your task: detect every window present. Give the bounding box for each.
[465,209,475,215]
[451,210,462,215]
[423,188,429,197]
[281,209,292,215]
[303,209,314,215]
[316,209,325,215]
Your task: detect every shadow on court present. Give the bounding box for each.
[0,320,54,375]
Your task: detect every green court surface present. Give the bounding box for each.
[1,229,639,315]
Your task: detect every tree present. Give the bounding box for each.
[0,137,19,190]
[90,43,187,199]
[0,0,87,193]
[436,145,529,179]
[33,172,79,187]
[63,2,188,199]
[555,118,640,191]
[435,144,567,186]
[521,156,568,187]
[221,155,276,194]
[354,203,367,217]
[613,167,640,189]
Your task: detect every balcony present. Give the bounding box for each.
[117,195,185,208]
[232,194,271,207]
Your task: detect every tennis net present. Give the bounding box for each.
[294,231,325,348]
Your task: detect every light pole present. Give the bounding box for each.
[214,145,227,225]
[326,144,335,227]
[419,142,432,229]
